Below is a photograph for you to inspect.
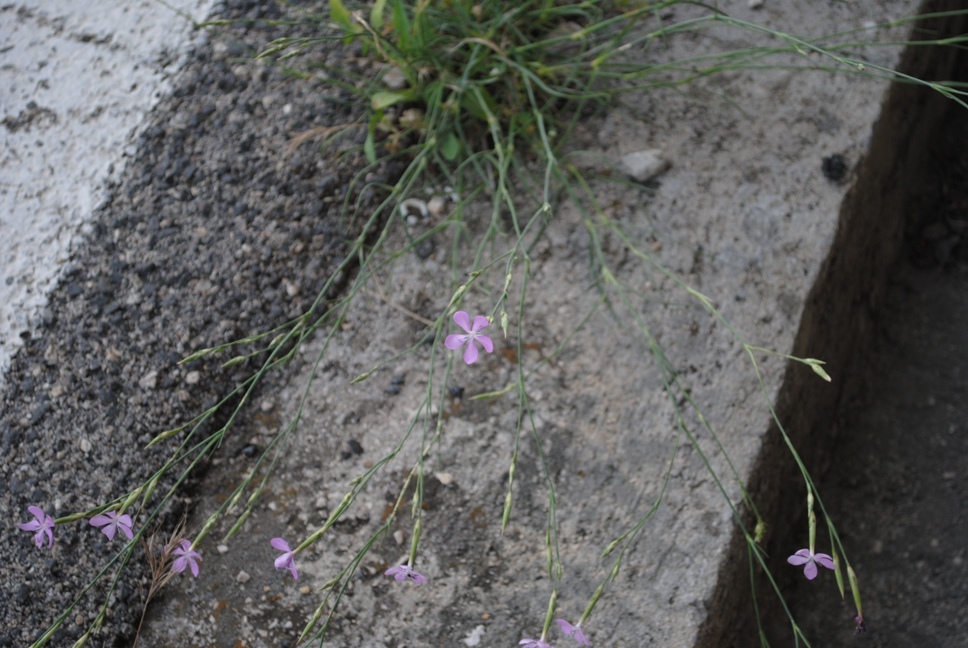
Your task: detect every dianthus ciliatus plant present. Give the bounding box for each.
[18,1,968,646]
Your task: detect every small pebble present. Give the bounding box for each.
[428,195,447,217]
[237,571,251,583]
[240,443,261,458]
[436,472,455,485]
[620,149,670,183]
[821,154,848,181]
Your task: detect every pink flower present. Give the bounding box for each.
[384,564,427,584]
[520,639,555,648]
[556,619,590,645]
[787,548,835,580]
[89,511,134,541]
[171,539,202,578]
[272,537,299,580]
[18,506,55,548]
[444,311,494,365]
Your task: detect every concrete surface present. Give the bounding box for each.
[1,1,965,647]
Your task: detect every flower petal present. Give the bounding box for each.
[408,570,427,584]
[453,311,471,332]
[786,549,811,566]
[803,560,819,580]
[172,556,189,574]
[814,553,835,570]
[470,315,489,333]
[444,333,467,350]
[27,506,46,520]
[89,513,112,527]
[270,537,291,552]
[117,515,135,540]
[463,341,479,365]
[477,334,494,353]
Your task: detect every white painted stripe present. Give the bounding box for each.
[0,0,215,384]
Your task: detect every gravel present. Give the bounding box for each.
[0,1,377,643]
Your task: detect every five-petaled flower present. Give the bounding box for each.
[384,564,427,584]
[787,548,835,580]
[444,311,494,365]
[89,511,134,542]
[19,506,55,549]
[272,538,299,580]
[556,619,590,645]
[520,639,555,648]
[171,539,202,578]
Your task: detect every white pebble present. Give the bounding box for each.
[620,149,670,183]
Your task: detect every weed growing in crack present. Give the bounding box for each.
[17,2,968,647]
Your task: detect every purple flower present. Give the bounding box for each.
[556,619,590,645]
[18,506,55,548]
[89,511,134,541]
[787,548,835,580]
[384,564,427,584]
[171,539,202,578]
[520,639,555,648]
[444,311,494,365]
[272,537,299,580]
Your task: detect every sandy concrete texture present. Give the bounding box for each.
[0,0,215,384]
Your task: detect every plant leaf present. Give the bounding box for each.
[364,119,378,165]
[391,0,413,53]
[371,0,387,31]
[329,0,352,30]
[371,90,414,111]
[440,130,461,161]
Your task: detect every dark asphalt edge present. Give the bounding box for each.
[0,1,381,644]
